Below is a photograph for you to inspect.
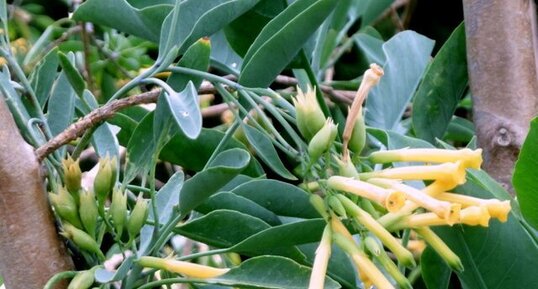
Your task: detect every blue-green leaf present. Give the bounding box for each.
[365,31,434,131]
[242,124,297,180]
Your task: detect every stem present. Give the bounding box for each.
[43,271,77,289]
[168,66,242,90]
[177,248,231,261]
[137,278,207,289]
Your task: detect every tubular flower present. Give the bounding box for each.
[369,178,461,222]
[292,86,326,140]
[394,206,490,229]
[365,236,413,289]
[332,232,395,289]
[360,161,467,186]
[337,195,416,267]
[414,227,463,272]
[369,148,483,169]
[327,176,406,212]
[436,193,511,222]
[308,226,332,289]
[137,256,229,278]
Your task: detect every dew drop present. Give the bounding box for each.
[180,111,190,118]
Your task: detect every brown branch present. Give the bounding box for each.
[35,89,161,162]
[0,97,73,289]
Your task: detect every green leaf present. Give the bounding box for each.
[232,179,320,219]
[211,31,243,75]
[239,0,339,87]
[175,210,270,248]
[242,124,297,180]
[160,128,263,176]
[209,256,341,289]
[368,127,434,149]
[421,247,451,289]
[197,192,282,226]
[433,180,538,289]
[48,71,75,139]
[231,219,325,253]
[513,117,538,229]
[444,116,475,143]
[359,0,394,28]
[73,0,171,42]
[149,171,184,225]
[91,123,120,159]
[58,51,86,97]
[124,112,157,182]
[353,30,385,65]
[95,256,134,283]
[179,148,251,215]
[155,39,210,142]
[160,81,201,139]
[157,0,181,62]
[413,23,468,143]
[365,31,434,131]
[29,48,59,107]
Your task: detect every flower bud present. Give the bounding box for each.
[310,194,329,220]
[348,111,366,156]
[62,156,82,196]
[50,187,83,229]
[335,155,359,177]
[308,118,337,162]
[110,188,127,237]
[61,223,105,260]
[127,194,149,241]
[94,156,117,207]
[67,268,97,289]
[293,86,326,140]
[328,195,347,218]
[79,190,98,238]
[137,256,229,278]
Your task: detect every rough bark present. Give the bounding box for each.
[463,0,538,193]
[0,98,73,288]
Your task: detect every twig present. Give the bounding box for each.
[35,89,161,162]
[80,22,96,94]
[373,0,409,26]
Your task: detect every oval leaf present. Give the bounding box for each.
[242,124,296,180]
[162,81,202,139]
[179,148,250,214]
[239,0,339,87]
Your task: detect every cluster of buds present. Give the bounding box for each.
[307,148,511,289]
[50,156,148,261]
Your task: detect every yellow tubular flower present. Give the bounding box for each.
[336,195,415,267]
[332,232,395,289]
[360,161,467,186]
[369,178,461,222]
[436,193,511,222]
[414,227,464,272]
[459,206,491,227]
[138,256,229,278]
[369,148,483,169]
[308,226,332,289]
[327,176,406,212]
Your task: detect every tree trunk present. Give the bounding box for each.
[0,98,73,288]
[463,0,538,193]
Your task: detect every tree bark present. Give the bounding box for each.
[0,98,73,288]
[463,0,538,193]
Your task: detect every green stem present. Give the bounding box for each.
[126,185,152,193]
[137,278,207,289]
[177,248,231,261]
[43,271,77,289]
[106,64,156,103]
[204,121,240,170]
[168,66,242,90]
[71,125,98,160]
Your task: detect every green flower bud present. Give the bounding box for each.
[79,190,98,238]
[50,187,83,229]
[94,156,117,208]
[62,156,82,197]
[348,112,366,156]
[308,118,337,162]
[127,194,149,241]
[292,86,326,140]
[61,223,105,260]
[328,195,347,218]
[67,268,97,289]
[110,188,127,237]
[309,194,329,220]
[335,156,359,177]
